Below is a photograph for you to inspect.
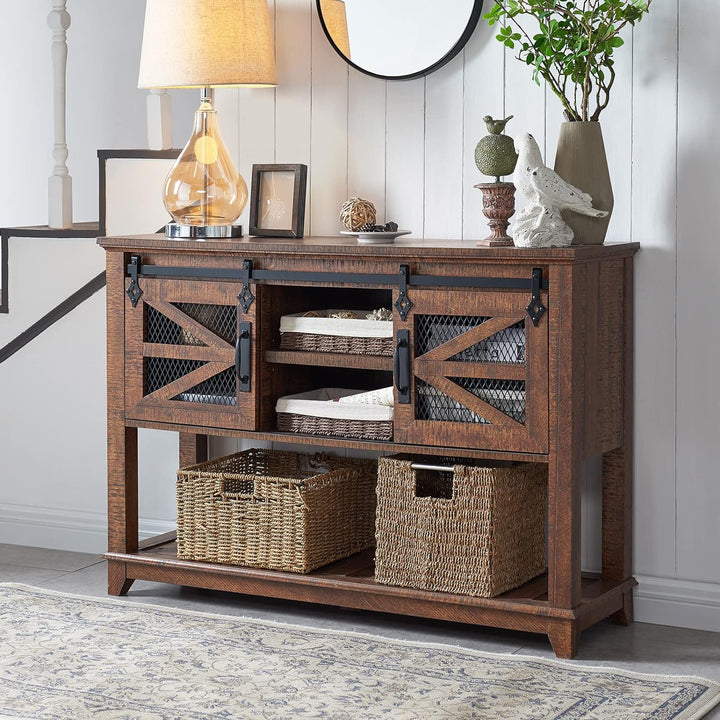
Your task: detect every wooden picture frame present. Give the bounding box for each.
[249,163,308,238]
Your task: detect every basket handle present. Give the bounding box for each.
[410,462,454,473]
[217,475,256,500]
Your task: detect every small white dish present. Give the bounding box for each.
[340,229,411,244]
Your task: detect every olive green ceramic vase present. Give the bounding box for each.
[553,121,614,245]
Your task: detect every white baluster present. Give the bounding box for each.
[48,0,73,229]
[147,89,173,150]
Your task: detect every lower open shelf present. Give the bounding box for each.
[105,536,636,642]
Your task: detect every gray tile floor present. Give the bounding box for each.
[2,543,719,717]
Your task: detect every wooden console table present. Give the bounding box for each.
[99,234,638,658]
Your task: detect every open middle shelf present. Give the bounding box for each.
[265,349,393,370]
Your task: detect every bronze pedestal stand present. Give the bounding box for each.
[475,182,515,247]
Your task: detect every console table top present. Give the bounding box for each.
[99,234,639,261]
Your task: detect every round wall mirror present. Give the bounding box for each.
[317,0,484,81]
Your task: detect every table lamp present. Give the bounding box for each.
[138,0,277,239]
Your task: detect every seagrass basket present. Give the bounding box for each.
[277,413,393,441]
[279,309,393,356]
[374,456,547,597]
[280,332,394,356]
[177,449,377,573]
[275,388,394,441]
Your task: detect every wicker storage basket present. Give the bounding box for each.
[177,449,377,573]
[280,332,394,356]
[375,456,547,597]
[279,310,393,356]
[276,388,393,441]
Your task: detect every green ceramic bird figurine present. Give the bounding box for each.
[484,115,514,134]
[475,115,518,182]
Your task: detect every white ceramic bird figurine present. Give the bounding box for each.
[512,132,608,247]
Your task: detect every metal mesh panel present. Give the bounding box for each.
[145,303,236,345]
[145,305,183,345]
[452,378,526,423]
[173,367,237,406]
[145,358,202,394]
[453,322,525,363]
[415,314,525,363]
[144,359,237,406]
[416,315,488,356]
[416,378,526,424]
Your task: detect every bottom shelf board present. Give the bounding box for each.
[106,540,635,633]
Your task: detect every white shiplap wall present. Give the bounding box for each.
[0,0,718,632]
[216,0,720,629]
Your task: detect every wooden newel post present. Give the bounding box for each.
[147,89,173,150]
[48,0,73,229]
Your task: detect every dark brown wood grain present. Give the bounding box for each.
[107,558,134,596]
[99,236,639,658]
[602,257,635,586]
[106,252,137,554]
[179,434,208,469]
[124,278,258,431]
[546,263,585,613]
[106,251,137,597]
[265,349,393,371]
[548,617,579,659]
[393,286,548,454]
[98,233,639,261]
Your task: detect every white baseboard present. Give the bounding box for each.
[0,503,175,555]
[634,575,720,633]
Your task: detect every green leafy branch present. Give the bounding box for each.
[485,0,651,121]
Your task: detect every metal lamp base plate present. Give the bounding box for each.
[165,223,243,239]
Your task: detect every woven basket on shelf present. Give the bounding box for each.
[374,456,547,597]
[280,332,394,356]
[277,413,393,441]
[177,449,377,573]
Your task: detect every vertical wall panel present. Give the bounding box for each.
[309,5,348,236]
[503,54,545,145]
[462,19,506,241]
[385,79,426,238]
[600,39,634,244]
[347,70,387,221]
[502,40,545,222]
[237,85,277,231]
[631,0,679,579]
[275,0,313,234]
[676,0,720,584]
[424,56,466,240]
[544,94,564,175]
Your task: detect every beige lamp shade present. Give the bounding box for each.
[138,0,277,89]
[319,0,350,59]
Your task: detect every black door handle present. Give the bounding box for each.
[236,321,252,393]
[394,329,411,404]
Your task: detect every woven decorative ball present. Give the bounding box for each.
[340,197,376,231]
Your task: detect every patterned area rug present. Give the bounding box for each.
[1,584,718,719]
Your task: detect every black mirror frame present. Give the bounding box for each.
[316,0,484,81]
